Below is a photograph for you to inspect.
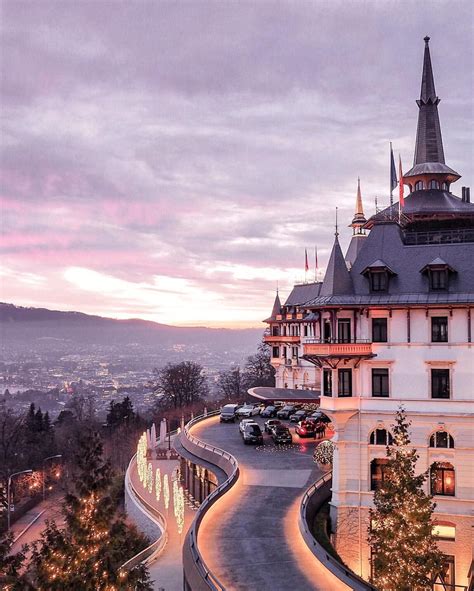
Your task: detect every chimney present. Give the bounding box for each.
[466,187,471,203]
[461,186,466,202]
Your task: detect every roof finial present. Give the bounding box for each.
[335,207,339,237]
[351,178,367,234]
[424,35,430,45]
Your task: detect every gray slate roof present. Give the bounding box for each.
[320,236,353,296]
[284,282,321,307]
[345,234,367,268]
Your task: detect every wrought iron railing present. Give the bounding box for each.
[404,227,474,246]
[304,338,372,344]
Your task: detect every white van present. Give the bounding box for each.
[220,404,239,423]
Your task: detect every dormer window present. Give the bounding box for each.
[362,260,397,293]
[421,258,456,292]
[429,180,440,189]
[442,182,449,191]
[415,180,424,191]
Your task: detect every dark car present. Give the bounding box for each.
[242,423,263,445]
[264,418,281,433]
[309,411,332,424]
[272,426,293,444]
[289,409,307,423]
[260,405,277,418]
[295,419,317,438]
[276,404,299,420]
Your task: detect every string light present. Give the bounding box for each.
[155,468,162,501]
[163,474,170,510]
[147,462,153,494]
[313,440,336,465]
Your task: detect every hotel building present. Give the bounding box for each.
[264,38,473,589]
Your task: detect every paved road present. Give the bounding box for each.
[192,415,349,591]
[10,493,64,561]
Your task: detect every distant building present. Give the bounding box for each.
[264,37,473,589]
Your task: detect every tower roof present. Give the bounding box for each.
[263,291,282,321]
[320,236,353,296]
[350,178,367,230]
[405,37,459,180]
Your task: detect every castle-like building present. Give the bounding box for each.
[264,38,473,589]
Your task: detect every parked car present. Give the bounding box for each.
[236,403,261,418]
[264,419,281,434]
[309,411,332,424]
[239,418,256,435]
[276,404,299,420]
[295,419,317,438]
[242,423,263,445]
[220,404,239,423]
[260,405,277,418]
[271,426,293,444]
[289,409,307,423]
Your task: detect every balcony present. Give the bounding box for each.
[264,335,300,344]
[302,339,375,368]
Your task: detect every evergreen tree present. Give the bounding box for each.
[0,531,31,590]
[368,407,445,590]
[30,430,152,590]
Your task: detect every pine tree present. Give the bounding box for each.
[30,429,152,590]
[368,407,445,590]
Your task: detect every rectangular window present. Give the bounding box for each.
[372,318,388,342]
[432,556,455,591]
[323,320,331,343]
[338,369,352,397]
[323,369,332,397]
[372,368,389,397]
[292,346,298,359]
[272,346,279,358]
[430,270,448,291]
[370,272,387,292]
[337,319,351,343]
[431,369,450,399]
[431,317,448,342]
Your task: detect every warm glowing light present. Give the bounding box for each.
[155,468,162,501]
[163,474,170,510]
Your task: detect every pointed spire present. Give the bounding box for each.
[320,235,353,296]
[414,36,445,165]
[350,177,367,234]
[270,291,282,319]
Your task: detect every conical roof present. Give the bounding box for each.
[320,236,353,296]
[350,178,367,232]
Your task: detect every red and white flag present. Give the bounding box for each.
[399,155,405,208]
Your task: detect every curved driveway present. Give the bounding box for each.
[192,415,349,591]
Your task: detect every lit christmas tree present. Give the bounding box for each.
[368,407,445,591]
[30,430,152,590]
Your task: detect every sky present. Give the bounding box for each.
[1,1,473,327]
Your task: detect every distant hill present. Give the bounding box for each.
[0,303,264,349]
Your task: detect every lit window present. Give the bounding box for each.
[430,462,455,496]
[369,429,393,446]
[370,458,389,491]
[429,431,454,448]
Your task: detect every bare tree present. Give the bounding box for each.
[217,366,247,401]
[153,361,209,409]
[244,341,275,388]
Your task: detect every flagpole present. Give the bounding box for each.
[314,245,318,283]
[390,142,393,208]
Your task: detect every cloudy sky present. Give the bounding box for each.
[1,1,473,327]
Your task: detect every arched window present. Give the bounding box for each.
[430,462,455,496]
[429,431,454,448]
[370,458,389,491]
[415,180,424,191]
[430,180,440,189]
[442,182,449,191]
[369,429,393,446]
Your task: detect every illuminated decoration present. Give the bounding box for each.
[368,408,445,590]
[147,463,153,494]
[136,432,147,487]
[313,440,336,465]
[163,474,170,510]
[155,468,162,501]
[173,481,185,534]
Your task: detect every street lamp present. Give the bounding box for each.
[42,455,62,501]
[7,469,32,531]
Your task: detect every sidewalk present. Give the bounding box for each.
[129,456,196,591]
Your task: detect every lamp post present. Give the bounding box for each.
[7,469,33,531]
[42,455,62,501]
